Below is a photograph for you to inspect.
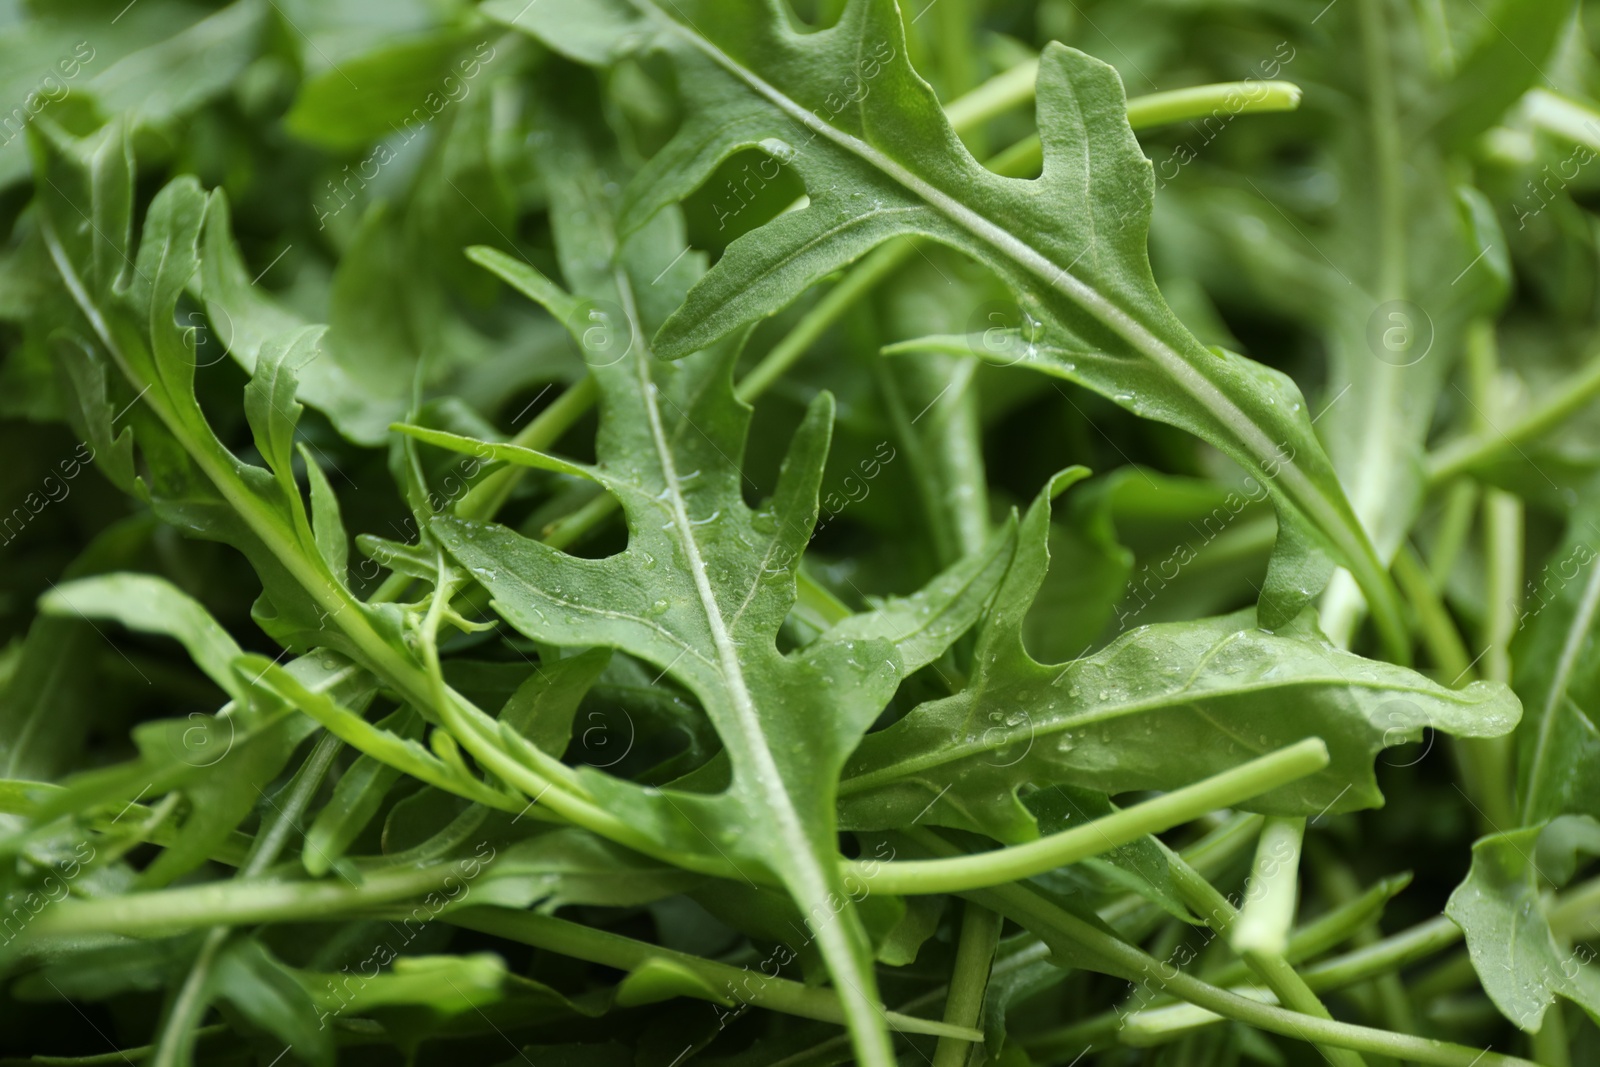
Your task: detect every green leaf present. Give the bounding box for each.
[294,952,531,1026]
[87,1,263,131]
[209,938,334,1067]
[492,0,1408,658]
[433,106,912,1066]
[285,31,485,151]
[39,573,246,703]
[498,649,612,758]
[477,829,708,911]
[302,707,421,876]
[837,474,1521,842]
[1447,816,1600,1032]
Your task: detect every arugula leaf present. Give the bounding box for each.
[1447,816,1600,1033]
[490,0,1410,658]
[838,472,1521,842]
[421,104,913,1064]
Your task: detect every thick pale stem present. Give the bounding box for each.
[1232,817,1306,958]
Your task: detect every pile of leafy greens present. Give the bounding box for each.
[2,0,1599,1064]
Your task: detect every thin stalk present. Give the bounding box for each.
[366,376,601,605]
[1204,873,1412,989]
[1550,875,1600,937]
[445,907,981,1042]
[908,829,1538,1067]
[1319,0,1409,651]
[1129,80,1301,129]
[1426,352,1600,486]
[1533,1004,1571,1067]
[932,903,1002,1067]
[1359,0,1406,299]
[1464,321,1518,832]
[458,376,600,521]
[875,355,984,565]
[1022,916,1463,1056]
[934,0,977,118]
[1392,544,1474,681]
[1100,811,1263,934]
[26,862,458,938]
[940,59,1038,133]
[1316,856,1416,1064]
[149,731,342,1067]
[851,738,1327,894]
[1427,481,1478,585]
[1161,834,1368,1067]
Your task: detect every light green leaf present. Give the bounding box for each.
[39,573,246,704]
[433,107,914,1066]
[837,474,1521,842]
[302,707,421,876]
[498,649,612,758]
[209,938,334,1067]
[1447,816,1600,1032]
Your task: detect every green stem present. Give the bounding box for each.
[1359,0,1406,300]
[1465,321,1518,832]
[26,863,457,938]
[1130,80,1302,129]
[149,732,343,1067]
[1023,915,1463,1056]
[1316,857,1416,1064]
[1426,352,1600,487]
[445,907,980,1042]
[736,240,909,403]
[938,868,1529,1062]
[1232,816,1306,958]
[1427,481,1478,585]
[1204,873,1412,989]
[1533,1003,1572,1067]
[459,376,601,522]
[1100,812,1263,934]
[1392,544,1473,680]
[941,59,1038,133]
[1162,834,1368,1067]
[851,738,1327,894]
[932,903,1002,1067]
[924,838,1536,1067]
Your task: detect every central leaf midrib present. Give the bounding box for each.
[611,268,815,852]
[610,257,892,1054]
